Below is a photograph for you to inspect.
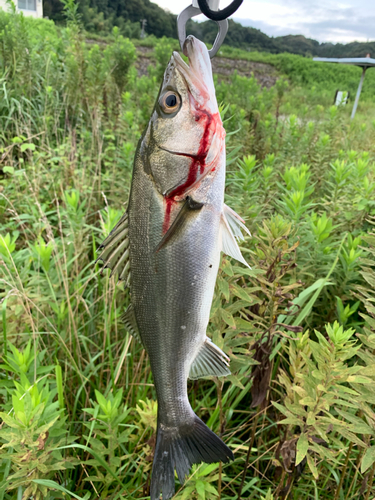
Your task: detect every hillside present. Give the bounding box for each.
[44,0,375,57]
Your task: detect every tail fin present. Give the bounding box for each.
[150,415,233,500]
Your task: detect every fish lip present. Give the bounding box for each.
[171,39,214,107]
[171,51,190,73]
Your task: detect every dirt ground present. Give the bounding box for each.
[135,46,279,88]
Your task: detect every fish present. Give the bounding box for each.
[96,35,250,500]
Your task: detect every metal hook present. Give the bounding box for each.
[177,2,228,59]
[198,0,243,21]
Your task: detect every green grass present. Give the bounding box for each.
[1,5,375,500]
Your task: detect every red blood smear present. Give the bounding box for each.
[162,110,221,234]
[162,198,173,234]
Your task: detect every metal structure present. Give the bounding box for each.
[313,57,375,119]
[177,0,227,58]
[177,0,243,58]
[140,19,147,39]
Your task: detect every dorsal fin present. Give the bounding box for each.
[121,304,143,345]
[96,212,130,283]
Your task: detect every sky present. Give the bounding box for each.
[153,0,375,43]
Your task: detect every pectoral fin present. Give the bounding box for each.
[189,338,231,380]
[221,205,251,268]
[224,204,251,239]
[155,196,204,253]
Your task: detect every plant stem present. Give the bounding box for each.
[218,379,223,500]
[364,461,375,500]
[237,410,260,499]
[334,441,353,500]
[345,447,364,500]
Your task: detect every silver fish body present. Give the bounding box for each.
[129,145,224,423]
[97,36,250,500]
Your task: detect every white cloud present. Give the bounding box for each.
[153,0,375,43]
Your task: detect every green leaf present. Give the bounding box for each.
[232,266,263,277]
[218,278,230,301]
[212,330,224,350]
[234,318,256,332]
[55,365,65,410]
[284,401,307,417]
[273,401,292,417]
[331,426,366,447]
[230,283,256,303]
[306,412,316,425]
[32,480,85,500]
[296,434,309,465]
[299,397,316,406]
[3,166,14,175]
[226,374,245,389]
[0,413,20,429]
[198,463,219,477]
[179,486,195,499]
[280,416,304,425]
[54,444,124,488]
[306,454,318,479]
[277,278,334,325]
[361,446,375,473]
[221,260,233,277]
[196,480,206,499]
[312,370,324,380]
[347,375,372,384]
[95,390,108,410]
[335,408,373,434]
[20,143,35,152]
[205,482,219,495]
[220,308,236,329]
[290,237,345,327]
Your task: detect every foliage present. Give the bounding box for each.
[219,45,375,101]
[0,343,77,499]
[1,6,375,500]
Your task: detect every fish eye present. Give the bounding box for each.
[160,91,181,114]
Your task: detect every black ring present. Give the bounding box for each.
[197,0,243,21]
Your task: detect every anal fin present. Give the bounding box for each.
[121,304,143,345]
[189,338,231,380]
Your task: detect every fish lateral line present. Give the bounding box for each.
[156,196,204,253]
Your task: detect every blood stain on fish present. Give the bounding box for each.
[162,198,174,234]
[162,109,221,234]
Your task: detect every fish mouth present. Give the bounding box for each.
[155,37,221,200]
[171,36,216,111]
